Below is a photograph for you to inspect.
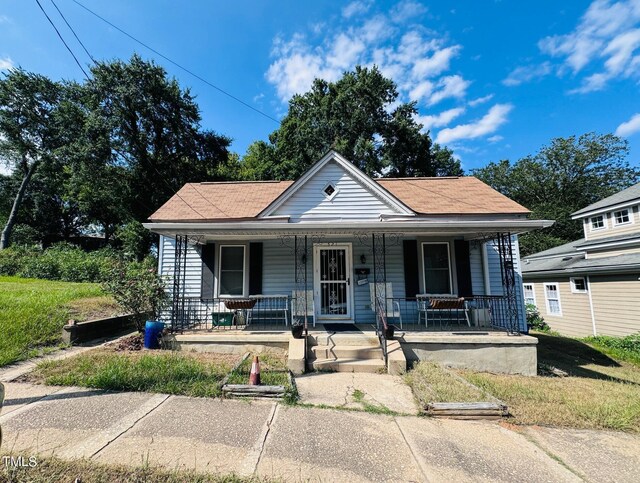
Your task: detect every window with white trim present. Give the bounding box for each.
[590,215,605,230]
[570,277,588,293]
[218,245,245,296]
[544,283,562,316]
[523,283,536,306]
[422,242,452,294]
[613,209,630,225]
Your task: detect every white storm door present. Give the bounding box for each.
[314,244,352,320]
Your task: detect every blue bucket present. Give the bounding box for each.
[144,321,165,349]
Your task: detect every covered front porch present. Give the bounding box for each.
[162,229,526,338]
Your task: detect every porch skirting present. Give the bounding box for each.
[400,332,538,376]
[162,332,290,355]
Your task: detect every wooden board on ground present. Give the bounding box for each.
[222,384,286,398]
[426,401,509,419]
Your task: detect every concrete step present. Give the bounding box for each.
[309,332,379,347]
[308,358,386,373]
[309,344,383,360]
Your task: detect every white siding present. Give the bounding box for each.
[273,160,399,221]
[159,235,202,298]
[469,242,485,295]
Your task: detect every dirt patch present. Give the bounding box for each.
[66,296,121,322]
[108,334,144,351]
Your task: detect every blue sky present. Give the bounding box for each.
[1,0,640,172]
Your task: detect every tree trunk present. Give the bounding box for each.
[0,160,39,249]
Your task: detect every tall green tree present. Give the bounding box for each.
[473,133,640,255]
[0,69,66,249]
[243,66,462,179]
[86,55,232,221]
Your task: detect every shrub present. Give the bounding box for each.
[526,303,550,332]
[583,333,640,362]
[0,243,121,283]
[101,257,169,332]
[114,221,154,262]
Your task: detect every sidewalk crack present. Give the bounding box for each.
[394,417,431,483]
[89,394,170,459]
[252,402,279,475]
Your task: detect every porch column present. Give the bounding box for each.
[496,232,519,334]
[171,234,188,332]
[293,235,309,334]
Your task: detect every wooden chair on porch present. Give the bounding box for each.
[292,290,315,327]
[369,283,403,329]
[416,295,471,329]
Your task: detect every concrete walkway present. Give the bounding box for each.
[1,382,639,482]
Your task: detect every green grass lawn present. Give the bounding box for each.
[26,349,240,397]
[0,455,268,483]
[405,333,640,432]
[0,276,118,367]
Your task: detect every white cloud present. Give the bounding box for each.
[0,56,14,71]
[390,1,427,23]
[0,15,10,24]
[427,75,470,105]
[435,104,513,144]
[503,62,552,86]
[416,107,465,130]
[342,1,372,19]
[538,0,640,92]
[615,112,640,136]
[412,45,461,78]
[266,4,471,106]
[468,94,494,107]
[487,135,503,143]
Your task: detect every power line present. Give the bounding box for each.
[71,0,281,125]
[49,0,96,64]
[35,0,89,79]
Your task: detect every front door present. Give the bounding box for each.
[314,244,352,321]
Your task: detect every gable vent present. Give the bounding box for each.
[323,182,337,199]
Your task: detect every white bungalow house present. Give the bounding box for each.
[144,151,552,375]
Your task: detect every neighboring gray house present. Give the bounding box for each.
[522,182,640,337]
[144,151,551,375]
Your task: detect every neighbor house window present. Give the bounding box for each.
[613,209,630,225]
[570,277,588,293]
[523,283,536,306]
[590,215,605,230]
[544,283,562,316]
[218,245,245,296]
[422,242,452,294]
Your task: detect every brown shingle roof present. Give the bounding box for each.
[376,177,529,215]
[148,177,529,222]
[148,181,293,221]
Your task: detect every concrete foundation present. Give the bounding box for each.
[287,337,306,375]
[400,332,538,376]
[162,332,289,355]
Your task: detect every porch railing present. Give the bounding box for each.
[168,295,513,332]
[381,295,513,332]
[170,295,296,332]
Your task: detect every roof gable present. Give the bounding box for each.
[259,151,414,219]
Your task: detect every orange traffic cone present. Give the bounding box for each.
[249,355,261,385]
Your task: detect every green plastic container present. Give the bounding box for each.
[212,313,233,327]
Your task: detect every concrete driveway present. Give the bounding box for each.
[1,382,639,482]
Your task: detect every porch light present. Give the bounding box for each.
[360,254,367,264]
